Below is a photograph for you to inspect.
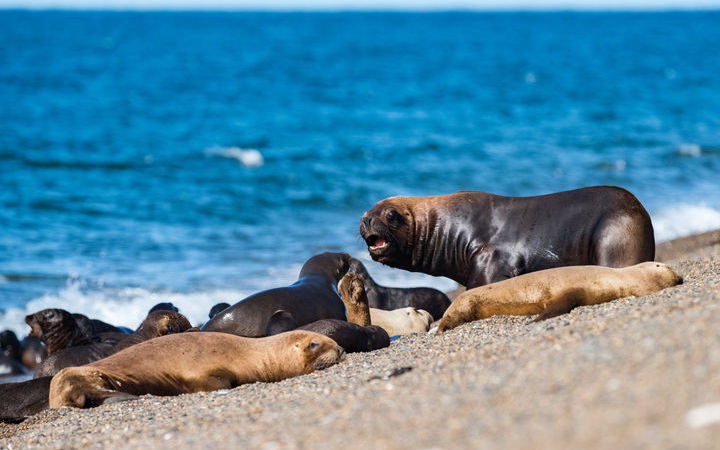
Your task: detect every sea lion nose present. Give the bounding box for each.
[361,215,372,228]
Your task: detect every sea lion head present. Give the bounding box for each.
[148,302,179,314]
[638,262,684,288]
[299,252,351,283]
[360,197,416,268]
[289,330,344,372]
[405,308,433,329]
[25,308,92,354]
[136,310,192,338]
[0,330,21,360]
[208,302,231,319]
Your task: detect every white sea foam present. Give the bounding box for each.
[204,146,264,167]
[676,143,702,157]
[652,204,720,242]
[0,281,251,337]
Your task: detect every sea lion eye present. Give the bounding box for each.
[44,311,55,320]
[308,341,319,350]
[386,210,403,223]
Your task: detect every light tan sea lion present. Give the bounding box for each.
[339,274,432,336]
[49,330,344,408]
[437,262,682,332]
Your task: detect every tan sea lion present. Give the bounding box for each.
[339,273,433,336]
[49,330,344,408]
[360,186,655,289]
[437,262,682,332]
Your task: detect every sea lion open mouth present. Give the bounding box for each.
[368,236,388,251]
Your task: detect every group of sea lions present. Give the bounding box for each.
[0,186,683,422]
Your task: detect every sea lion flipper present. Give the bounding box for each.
[265,310,298,336]
[532,289,584,322]
[100,392,139,405]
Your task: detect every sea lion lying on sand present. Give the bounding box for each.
[0,376,52,422]
[49,331,344,408]
[265,311,390,353]
[437,262,683,332]
[339,273,433,336]
[34,311,192,378]
[347,258,451,320]
[201,252,350,337]
[360,186,655,289]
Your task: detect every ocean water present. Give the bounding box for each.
[1,11,719,334]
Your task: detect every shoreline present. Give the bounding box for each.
[2,229,720,448]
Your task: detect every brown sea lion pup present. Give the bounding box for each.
[437,262,683,332]
[339,273,433,336]
[265,310,390,353]
[359,186,655,289]
[201,252,351,337]
[49,330,344,408]
[34,311,192,378]
[0,376,52,422]
[25,309,94,355]
[347,257,451,320]
[20,337,47,370]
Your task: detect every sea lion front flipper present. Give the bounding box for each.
[532,289,584,322]
[100,392,140,405]
[265,310,298,336]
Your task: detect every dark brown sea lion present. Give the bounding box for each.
[437,262,682,332]
[49,330,344,408]
[208,302,230,319]
[34,311,192,378]
[265,310,390,353]
[201,252,351,337]
[20,337,47,370]
[360,186,655,289]
[347,258,451,320]
[25,309,94,355]
[1,330,26,378]
[0,376,52,422]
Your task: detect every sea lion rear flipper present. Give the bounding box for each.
[533,289,583,322]
[265,310,298,336]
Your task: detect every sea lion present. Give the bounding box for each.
[149,302,179,313]
[265,311,390,353]
[0,376,52,422]
[20,337,46,370]
[369,307,433,336]
[25,309,94,355]
[437,262,683,332]
[208,302,230,319]
[1,331,26,378]
[339,273,433,335]
[49,330,344,408]
[347,258,451,320]
[34,311,192,378]
[360,186,655,289]
[201,252,351,337]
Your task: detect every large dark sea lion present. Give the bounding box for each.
[49,331,344,408]
[347,258,451,320]
[34,311,192,378]
[360,186,655,289]
[201,252,350,337]
[265,311,390,353]
[437,262,682,332]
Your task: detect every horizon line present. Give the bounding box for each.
[1,6,719,12]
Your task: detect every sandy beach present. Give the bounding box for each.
[2,229,719,449]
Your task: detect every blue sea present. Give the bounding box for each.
[1,11,719,333]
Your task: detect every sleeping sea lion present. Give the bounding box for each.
[201,252,350,337]
[49,331,344,408]
[360,186,654,289]
[437,262,683,332]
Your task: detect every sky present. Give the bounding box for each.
[1,0,719,11]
